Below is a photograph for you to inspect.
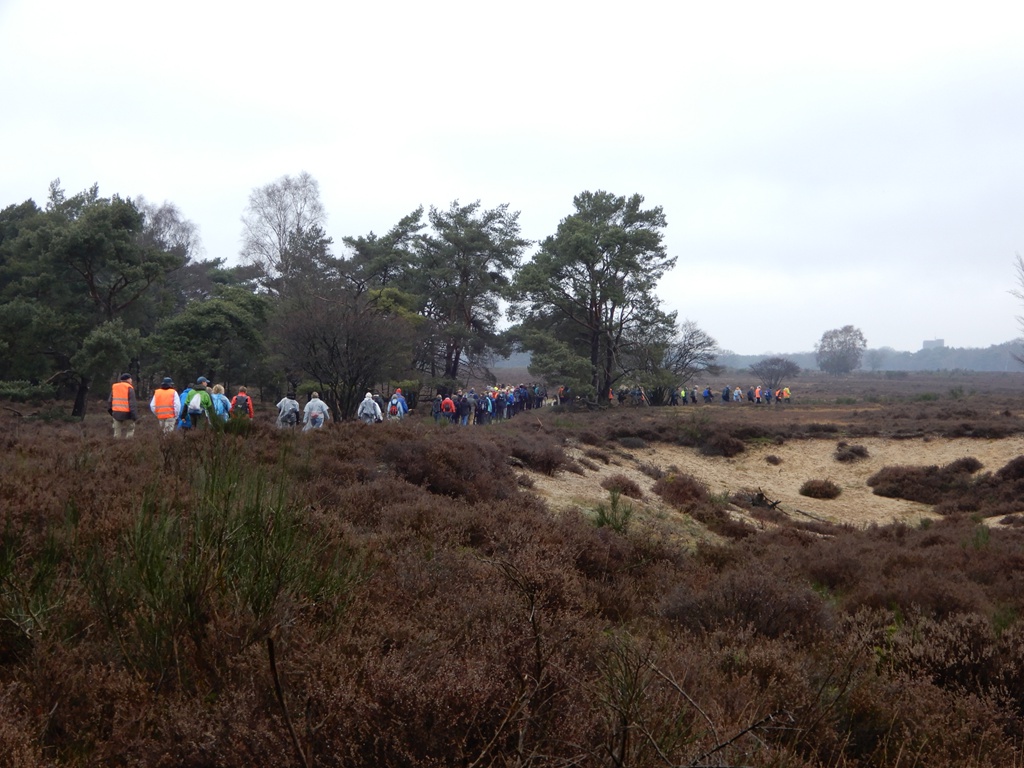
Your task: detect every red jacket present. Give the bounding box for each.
[230,392,254,418]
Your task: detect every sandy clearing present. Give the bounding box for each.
[529,435,1024,528]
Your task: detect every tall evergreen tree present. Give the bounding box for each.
[0,183,183,415]
[413,201,528,386]
[512,191,677,400]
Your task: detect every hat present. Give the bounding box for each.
[196,376,209,384]
[161,377,174,387]
[365,392,373,398]
[395,388,402,394]
[119,373,132,381]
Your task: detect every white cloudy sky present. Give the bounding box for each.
[2,1,1023,355]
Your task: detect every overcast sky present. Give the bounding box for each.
[3,1,1023,355]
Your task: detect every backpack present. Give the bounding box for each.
[233,393,249,415]
[188,392,205,415]
[179,391,192,420]
[388,398,399,416]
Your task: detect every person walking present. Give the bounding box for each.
[183,379,214,428]
[386,390,408,421]
[150,377,180,434]
[276,392,300,428]
[230,386,254,419]
[108,373,137,439]
[440,393,456,423]
[211,384,232,422]
[357,391,382,424]
[303,391,331,430]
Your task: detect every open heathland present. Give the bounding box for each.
[2,370,1024,766]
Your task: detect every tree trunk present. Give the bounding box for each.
[72,375,91,418]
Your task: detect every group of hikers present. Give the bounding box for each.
[355,384,547,427]
[107,375,548,438]
[693,384,793,405]
[613,384,793,407]
[108,373,789,439]
[426,385,547,426]
[107,373,319,438]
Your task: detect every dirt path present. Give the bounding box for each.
[529,435,1024,527]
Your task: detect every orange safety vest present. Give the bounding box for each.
[152,388,176,420]
[111,381,133,413]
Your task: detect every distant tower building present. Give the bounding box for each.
[922,339,945,350]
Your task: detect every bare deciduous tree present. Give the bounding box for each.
[662,319,719,385]
[749,356,800,391]
[240,172,326,284]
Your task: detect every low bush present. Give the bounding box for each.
[834,441,869,463]
[698,430,745,458]
[505,432,567,476]
[800,478,842,499]
[867,457,982,505]
[636,462,665,480]
[600,473,643,499]
[381,432,508,502]
[652,472,709,509]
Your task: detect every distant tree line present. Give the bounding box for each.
[0,176,722,417]
[721,341,1021,374]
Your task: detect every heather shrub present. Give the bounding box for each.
[600,473,643,499]
[381,432,507,502]
[867,457,981,505]
[834,441,869,463]
[697,429,745,457]
[806,423,839,434]
[505,432,566,476]
[4,399,1024,764]
[691,506,758,539]
[662,567,834,641]
[636,461,664,480]
[799,478,842,499]
[996,455,1024,481]
[652,472,709,509]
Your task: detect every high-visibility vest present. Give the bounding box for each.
[111,381,133,413]
[152,388,177,419]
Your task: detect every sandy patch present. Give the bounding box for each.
[529,436,1024,528]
